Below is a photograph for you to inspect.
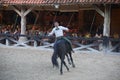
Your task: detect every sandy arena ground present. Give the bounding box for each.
[0,47,120,80]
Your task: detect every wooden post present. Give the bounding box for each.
[19,7,27,42]
[103,4,111,37]
[34,40,37,47]
[6,38,9,46]
[78,10,84,30]
[94,4,111,52]
[13,6,34,42]
[103,4,111,52]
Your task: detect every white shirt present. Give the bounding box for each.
[49,26,69,37]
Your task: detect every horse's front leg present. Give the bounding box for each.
[69,52,75,68]
[60,61,63,75]
[60,53,66,75]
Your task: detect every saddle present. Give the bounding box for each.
[56,36,73,53]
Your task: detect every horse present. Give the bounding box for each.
[51,38,75,75]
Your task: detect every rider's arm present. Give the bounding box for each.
[48,28,55,36]
[60,26,69,32]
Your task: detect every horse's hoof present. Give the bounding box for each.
[67,68,69,71]
[67,70,70,72]
[72,65,75,68]
[60,72,63,75]
[53,65,54,68]
[69,62,71,65]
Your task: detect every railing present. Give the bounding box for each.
[0,33,120,54]
[0,33,55,49]
[72,36,120,54]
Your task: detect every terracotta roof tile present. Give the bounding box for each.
[2,0,120,5]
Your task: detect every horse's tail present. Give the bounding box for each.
[51,53,59,68]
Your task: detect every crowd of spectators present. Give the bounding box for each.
[0,24,120,40]
[0,25,49,40]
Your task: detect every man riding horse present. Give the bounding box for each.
[48,21,75,74]
[48,21,74,53]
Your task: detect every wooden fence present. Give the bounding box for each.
[0,33,120,54]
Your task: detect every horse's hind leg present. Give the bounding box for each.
[69,52,75,68]
[63,61,69,71]
[66,54,71,65]
[60,52,69,74]
[60,60,69,75]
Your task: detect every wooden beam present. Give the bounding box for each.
[31,11,40,25]
[12,6,21,16]
[93,5,104,17]
[24,6,35,16]
[103,4,111,37]
[32,11,38,15]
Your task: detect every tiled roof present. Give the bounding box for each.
[2,0,120,5]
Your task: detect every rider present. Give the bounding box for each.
[48,21,74,52]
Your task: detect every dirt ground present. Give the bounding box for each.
[0,47,120,80]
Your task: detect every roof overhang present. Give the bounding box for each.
[2,0,120,5]
[0,0,120,12]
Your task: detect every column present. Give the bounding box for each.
[103,4,111,37]
[13,6,34,43]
